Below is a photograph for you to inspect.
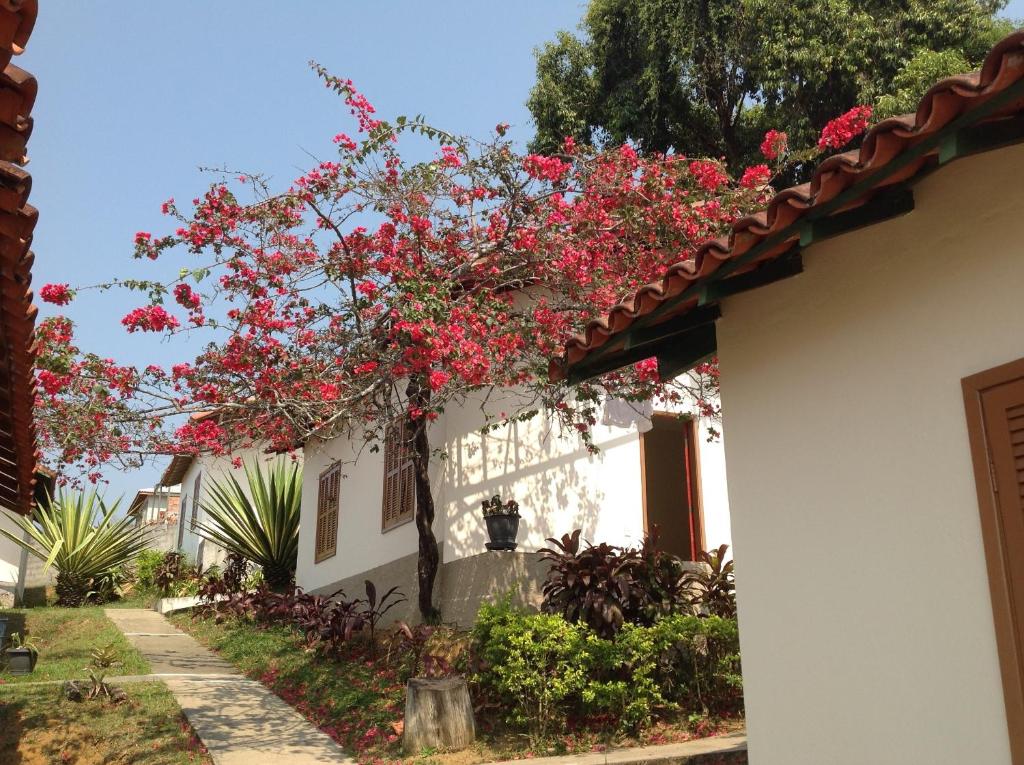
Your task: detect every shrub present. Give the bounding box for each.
[474,597,593,741]
[133,549,165,591]
[154,551,204,596]
[539,529,694,637]
[472,599,743,737]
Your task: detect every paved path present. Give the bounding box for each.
[488,732,747,764]
[105,609,354,765]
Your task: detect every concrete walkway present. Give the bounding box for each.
[489,733,747,764]
[105,609,355,765]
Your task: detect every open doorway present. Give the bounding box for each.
[640,413,704,560]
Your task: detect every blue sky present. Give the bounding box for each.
[24,2,1024,501]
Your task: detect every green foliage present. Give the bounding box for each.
[539,530,694,637]
[873,48,974,119]
[133,549,165,591]
[196,459,302,590]
[474,597,593,741]
[528,0,1012,168]
[473,599,742,737]
[0,492,151,607]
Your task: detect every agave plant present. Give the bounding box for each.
[0,492,151,607]
[195,459,301,590]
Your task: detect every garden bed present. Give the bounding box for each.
[0,681,211,765]
[170,610,743,765]
[0,606,149,683]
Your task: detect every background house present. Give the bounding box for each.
[296,389,731,625]
[126,485,180,553]
[554,31,1024,765]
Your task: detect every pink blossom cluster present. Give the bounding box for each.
[818,105,873,151]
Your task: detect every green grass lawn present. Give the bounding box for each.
[0,681,211,765]
[1,606,149,684]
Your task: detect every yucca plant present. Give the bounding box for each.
[0,492,151,607]
[196,459,302,590]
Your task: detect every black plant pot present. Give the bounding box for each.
[484,514,519,551]
[6,647,37,675]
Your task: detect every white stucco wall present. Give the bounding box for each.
[176,445,297,568]
[717,144,1024,764]
[296,388,732,594]
[297,424,449,594]
[0,509,23,602]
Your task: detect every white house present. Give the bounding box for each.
[554,30,1024,765]
[295,388,731,625]
[126,485,181,553]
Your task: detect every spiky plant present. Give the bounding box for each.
[0,492,151,607]
[195,459,302,590]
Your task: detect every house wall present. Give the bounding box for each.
[716,144,1024,764]
[176,445,296,569]
[297,387,731,623]
[0,510,23,606]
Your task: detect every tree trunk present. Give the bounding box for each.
[55,571,90,607]
[407,379,441,624]
[403,676,475,754]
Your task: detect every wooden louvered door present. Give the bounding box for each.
[963,358,1024,763]
[315,464,340,563]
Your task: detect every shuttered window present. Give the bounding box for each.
[382,419,415,531]
[315,464,341,563]
[189,473,202,530]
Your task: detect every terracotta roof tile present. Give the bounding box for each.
[0,0,38,513]
[552,30,1024,380]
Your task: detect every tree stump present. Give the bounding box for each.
[403,676,475,754]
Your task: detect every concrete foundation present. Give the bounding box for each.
[312,550,548,627]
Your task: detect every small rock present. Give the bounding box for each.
[61,680,83,702]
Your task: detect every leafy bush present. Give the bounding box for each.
[133,549,165,591]
[473,599,742,737]
[199,578,406,655]
[474,597,593,741]
[153,551,205,596]
[539,529,693,637]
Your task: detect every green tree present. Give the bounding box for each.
[528,0,1015,168]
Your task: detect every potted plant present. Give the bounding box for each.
[6,631,39,675]
[482,495,520,551]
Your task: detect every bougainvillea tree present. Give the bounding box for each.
[35,67,870,619]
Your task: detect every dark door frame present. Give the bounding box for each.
[639,412,705,559]
[963,356,1024,763]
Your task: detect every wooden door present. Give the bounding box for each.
[963,357,1024,763]
[640,413,704,560]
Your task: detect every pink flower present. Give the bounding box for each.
[39,283,74,305]
[739,164,772,189]
[760,129,788,161]
[428,370,450,391]
[818,105,873,151]
[173,284,201,310]
[121,305,180,333]
[688,160,727,192]
[522,154,571,182]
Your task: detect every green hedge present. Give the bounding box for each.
[473,598,742,738]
